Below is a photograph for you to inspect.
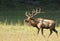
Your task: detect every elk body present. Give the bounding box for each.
[24,8,58,36]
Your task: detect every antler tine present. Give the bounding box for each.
[39,8,41,13]
[28,11,32,17]
[36,8,41,14]
[31,8,36,17]
[25,11,32,17]
[25,11,29,17]
[33,8,39,16]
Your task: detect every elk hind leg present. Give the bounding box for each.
[53,29,58,36]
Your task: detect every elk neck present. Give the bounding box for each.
[28,18,39,27]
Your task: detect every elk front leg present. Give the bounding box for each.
[36,27,40,35]
[37,28,40,34]
[37,23,42,35]
[41,28,45,37]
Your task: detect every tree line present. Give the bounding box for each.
[0,0,60,9]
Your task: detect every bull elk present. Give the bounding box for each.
[24,8,58,36]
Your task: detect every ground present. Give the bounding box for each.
[0,23,60,41]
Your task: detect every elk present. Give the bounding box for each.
[24,8,58,36]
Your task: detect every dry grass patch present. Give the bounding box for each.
[0,22,60,41]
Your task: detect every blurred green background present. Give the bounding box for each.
[0,0,60,26]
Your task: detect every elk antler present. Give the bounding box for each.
[25,11,29,17]
[31,8,36,17]
[25,8,41,17]
[31,8,41,17]
[36,8,41,14]
[25,11,31,17]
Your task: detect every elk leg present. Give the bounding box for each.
[37,28,40,35]
[41,28,45,37]
[53,29,58,36]
[49,29,53,37]
[41,28,43,35]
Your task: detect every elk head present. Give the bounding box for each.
[24,8,41,23]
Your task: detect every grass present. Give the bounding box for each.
[0,22,60,41]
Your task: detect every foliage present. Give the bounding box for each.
[0,9,60,26]
[0,0,60,10]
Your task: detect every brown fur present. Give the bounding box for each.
[24,17,58,36]
[24,8,58,36]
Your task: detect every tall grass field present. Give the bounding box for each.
[0,9,60,41]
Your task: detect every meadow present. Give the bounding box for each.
[0,8,60,41]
